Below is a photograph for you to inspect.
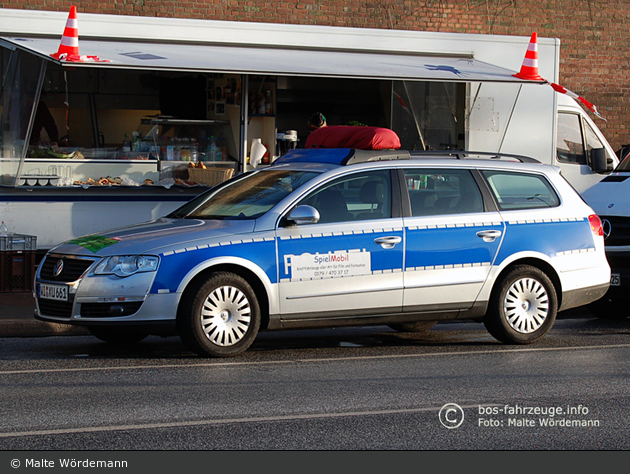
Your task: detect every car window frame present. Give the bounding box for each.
[280,167,403,227]
[480,169,562,211]
[396,166,496,218]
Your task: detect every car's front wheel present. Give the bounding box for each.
[484,265,557,344]
[179,272,261,357]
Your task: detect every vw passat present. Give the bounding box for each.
[34,148,610,357]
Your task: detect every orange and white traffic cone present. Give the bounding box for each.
[512,32,605,120]
[50,6,79,60]
[513,32,544,81]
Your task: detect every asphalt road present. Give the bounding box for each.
[0,316,628,451]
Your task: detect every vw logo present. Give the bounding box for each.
[53,259,64,277]
[601,219,612,240]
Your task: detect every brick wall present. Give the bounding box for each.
[2,0,628,150]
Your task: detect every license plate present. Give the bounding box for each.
[610,273,621,286]
[38,283,69,301]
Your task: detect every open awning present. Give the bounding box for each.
[0,36,543,83]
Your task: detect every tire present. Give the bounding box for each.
[179,272,261,357]
[484,265,558,344]
[88,326,149,344]
[588,296,629,319]
[388,321,437,333]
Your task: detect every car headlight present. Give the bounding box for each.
[93,255,159,277]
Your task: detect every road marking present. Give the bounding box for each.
[0,404,486,439]
[0,343,628,376]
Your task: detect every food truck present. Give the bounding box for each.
[0,7,617,253]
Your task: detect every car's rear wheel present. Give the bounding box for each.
[484,265,557,344]
[179,272,261,357]
[388,321,437,333]
[88,326,149,344]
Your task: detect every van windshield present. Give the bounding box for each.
[615,154,630,172]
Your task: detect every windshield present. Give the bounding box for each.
[615,153,630,172]
[169,169,319,219]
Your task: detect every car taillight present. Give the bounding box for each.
[589,214,604,237]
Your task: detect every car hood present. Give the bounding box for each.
[582,173,630,217]
[49,218,257,257]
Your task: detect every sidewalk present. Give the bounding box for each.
[0,291,88,337]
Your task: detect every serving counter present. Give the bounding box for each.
[0,183,207,250]
[1,154,238,250]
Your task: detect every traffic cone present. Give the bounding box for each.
[51,6,79,60]
[513,32,544,81]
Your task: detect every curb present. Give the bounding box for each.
[0,319,89,338]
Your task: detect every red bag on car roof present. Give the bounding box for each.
[305,125,401,150]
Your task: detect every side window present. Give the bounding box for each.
[481,171,560,210]
[404,168,484,216]
[584,120,614,168]
[299,170,391,224]
[556,113,586,164]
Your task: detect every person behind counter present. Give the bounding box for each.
[30,100,59,147]
[307,112,327,131]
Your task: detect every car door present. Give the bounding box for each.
[402,167,504,312]
[276,169,404,320]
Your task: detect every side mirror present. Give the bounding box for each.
[591,147,608,173]
[286,205,320,226]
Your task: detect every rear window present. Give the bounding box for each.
[481,171,560,210]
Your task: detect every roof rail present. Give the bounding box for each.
[274,148,540,167]
[409,150,541,163]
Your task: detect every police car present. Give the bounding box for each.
[34,148,610,357]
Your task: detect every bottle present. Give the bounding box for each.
[0,220,8,237]
[258,92,266,115]
[262,143,270,165]
[174,138,181,161]
[207,136,214,161]
[209,136,219,161]
[191,139,199,162]
[265,90,273,115]
[166,137,174,161]
[220,137,228,161]
[122,134,131,152]
[131,131,141,151]
[181,138,190,161]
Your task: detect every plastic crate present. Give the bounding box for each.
[0,250,37,292]
[0,234,37,251]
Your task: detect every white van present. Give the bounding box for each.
[581,150,630,311]
[466,86,618,195]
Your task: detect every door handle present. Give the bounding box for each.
[374,236,402,248]
[476,229,502,242]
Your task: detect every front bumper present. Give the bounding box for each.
[36,291,181,323]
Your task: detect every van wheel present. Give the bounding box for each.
[388,321,437,333]
[588,297,629,319]
[88,326,149,344]
[179,272,260,357]
[484,265,557,344]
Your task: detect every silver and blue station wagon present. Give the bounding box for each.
[34,148,610,357]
